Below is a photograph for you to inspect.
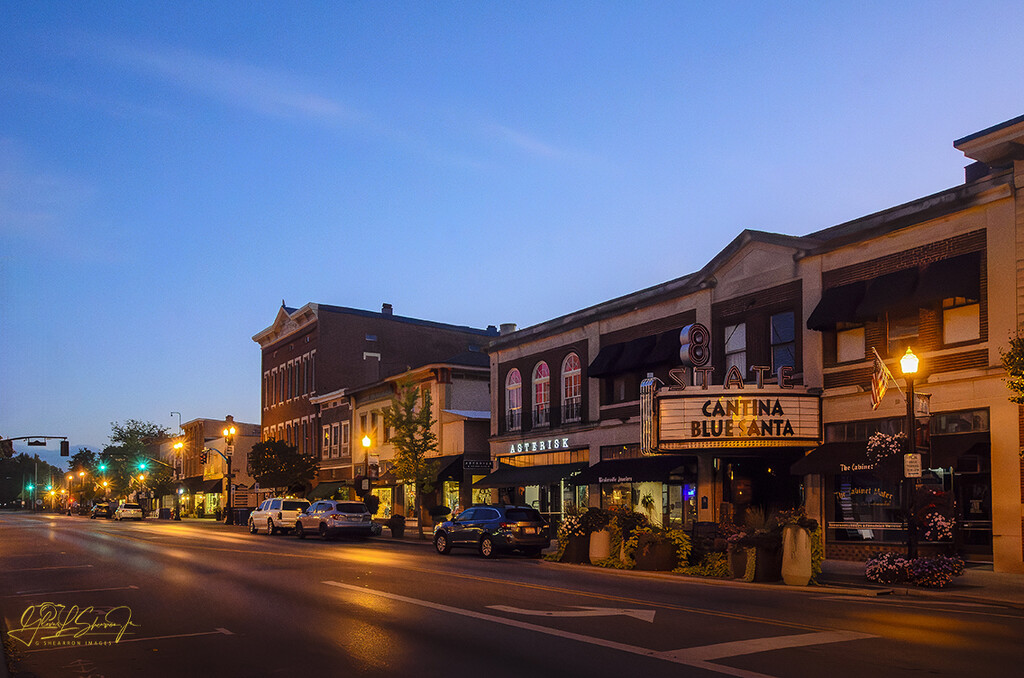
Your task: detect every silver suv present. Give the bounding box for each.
[294,500,374,540]
[249,497,310,535]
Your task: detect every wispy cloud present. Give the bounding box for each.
[489,123,567,159]
[92,40,361,126]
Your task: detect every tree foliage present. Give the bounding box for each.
[999,334,1024,405]
[247,439,318,494]
[382,383,439,538]
[0,453,64,504]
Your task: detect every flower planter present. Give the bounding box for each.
[727,545,749,579]
[781,525,812,586]
[634,534,677,571]
[560,535,591,564]
[589,529,611,564]
[753,545,782,582]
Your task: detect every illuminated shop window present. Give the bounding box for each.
[561,353,582,423]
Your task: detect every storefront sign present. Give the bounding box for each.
[904,453,922,478]
[598,476,635,483]
[655,386,821,449]
[463,459,493,471]
[507,436,572,455]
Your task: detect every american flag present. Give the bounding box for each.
[870,348,894,410]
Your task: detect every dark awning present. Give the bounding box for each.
[790,442,868,475]
[929,431,989,468]
[612,336,657,372]
[806,281,867,331]
[473,462,588,488]
[587,343,624,378]
[913,252,981,305]
[433,455,464,482]
[308,481,347,500]
[855,268,919,320]
[182,476,206,493]
[199,478,223,493]
[573,455,695,485]
[644,329,683,367]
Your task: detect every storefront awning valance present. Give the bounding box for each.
[199,478,223,493]
[930,431,989,469]
[572,455,695,485]
[806,281,867,331]
[433,455,464,482]
[587,344,624,378]
[473,462,588,488]
[645,329,684,367]
[790,442,868,475]
[612,335,657,373]
[308,481,348,500]
[589,329,684,378]
[181,476,206,493]
[913,252,981,305]
[855,268,919,320]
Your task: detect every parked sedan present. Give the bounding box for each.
[114,503,143,521]
[90,502,115,519]
[295,500,374,540]
[433,505,549,558]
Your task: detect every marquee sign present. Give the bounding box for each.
[655,386,821,449]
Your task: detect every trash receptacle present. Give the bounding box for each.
[158,508,172,520]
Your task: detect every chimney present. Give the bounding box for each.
[382,303,393,316]
[499,323,518,335]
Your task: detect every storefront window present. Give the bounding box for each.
[443,481,461,516]
[372,487,392,518]
[404,484,416,518]
[830,469,902,542]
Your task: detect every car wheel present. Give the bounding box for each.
[479,535,497,559]
[267,519,276,535]
[90,514,96,519]
[319,523,330,541]
[296,522,305,539]
[434,531,451,555]
[249,519,258,534]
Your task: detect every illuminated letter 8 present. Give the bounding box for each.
[688,323,710,366]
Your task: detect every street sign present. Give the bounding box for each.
[904,453,922,478]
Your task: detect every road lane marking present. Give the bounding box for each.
[323,580,874,678]
[25,628,234,653]
[488,604,655,622]
[2,565,93,573]
[811,596,1024,619]
[8,585,139,598]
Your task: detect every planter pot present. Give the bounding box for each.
[727,546,748,579]
[781,525,812,586]
[753,545,782,582]
[560,536,591,564]
[391,525,406,539]
[589,529,611,564]
[634,534,677,571]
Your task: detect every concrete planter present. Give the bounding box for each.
[589,529,611,564]
[782,525,812,586]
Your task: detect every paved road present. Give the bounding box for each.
[2,512,1022,677]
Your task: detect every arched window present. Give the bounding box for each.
[561,353,582,423]
[505,369,522,431]
[533,362,550,427]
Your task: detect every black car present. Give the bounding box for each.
[433,505,549,558]
[90,502,115,519]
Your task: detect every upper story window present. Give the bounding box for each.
[724,323,746,378]
[836,322,865,363]
[942,297,980,345]
[505,369,522,431]
[533,362,550,427]
[886,310,919,356]
[561,353,582,423]
[770,312,796,371]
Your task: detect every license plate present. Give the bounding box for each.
[523,527,537,534]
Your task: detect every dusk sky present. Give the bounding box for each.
[3,2,1023,467]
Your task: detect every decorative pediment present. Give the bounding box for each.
[252,303,318,347]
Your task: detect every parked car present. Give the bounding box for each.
[114,502,143,521]
[249,497,310,535]
[433,505,549,558]
[90,502,115,519]
[294,500,374,540]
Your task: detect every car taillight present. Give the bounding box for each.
[277,512,283,520]
[499,522,513,530]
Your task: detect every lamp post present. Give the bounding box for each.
[222,422,237,525]
[900,347,920,559]
[172,441,184,520]
[360,434,372,497]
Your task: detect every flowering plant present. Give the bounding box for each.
[865,552,911,584]
[865,552,964,588]
[557,513,586,540]
[866,432,908,466]
[922,512,954,541]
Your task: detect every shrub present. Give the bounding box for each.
[865,552,965,588]
[580,507,611,534]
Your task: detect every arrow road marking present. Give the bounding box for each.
[487,604,655,623]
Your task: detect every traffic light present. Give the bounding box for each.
[200,451,208,464]
[26,483,34,492]
[137,460,148,471]
[98,463,107,472]
[60,440,69,456]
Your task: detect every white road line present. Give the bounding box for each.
[2,565,93,573]
[25,628,234,653]
[488,604,656,622]
[8,585,139,598]
[655,630,876,662]
[322,580,874,678]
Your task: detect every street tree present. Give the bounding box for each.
[1000,333,1024,404]
[382,383,439,539]
[100,420,171,502]
[0,453,63,505]
[247,439,318,495]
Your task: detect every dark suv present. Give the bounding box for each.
[90,502,115,519]
[433,505,549,558]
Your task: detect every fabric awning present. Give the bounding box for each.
[182,476,206,493]
[612,336,657,372]
[790,442,868,475]
[433,455,464,482]
[644,329,684,367]
[855,268,919,320]
[473,462,588,488]
[929,432,989,468]
[913,252,981,305]
[806,281,867,331]
[308,480,347,500]
[587,343,624,378]
[199,478,223,493]
[572,455,694,485]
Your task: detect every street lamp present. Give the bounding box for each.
[222,421,237,525]
[172,440,184,520]
[900,347,920,559]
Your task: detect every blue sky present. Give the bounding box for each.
[2,2,1023,465]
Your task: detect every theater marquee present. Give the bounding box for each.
[646,385,821,451]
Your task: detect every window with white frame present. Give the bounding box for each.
[561,353,581,423]
[836,323,865,363]
[533,362,550,427]
[330,423,340,458]
[506,369,522,431]
[322,425,330,459]
[340,421,350,460]
[724,323,746,378]
[942,297,980,344]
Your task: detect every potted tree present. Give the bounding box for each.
[583,508,612,564]
[778,508,818,586]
